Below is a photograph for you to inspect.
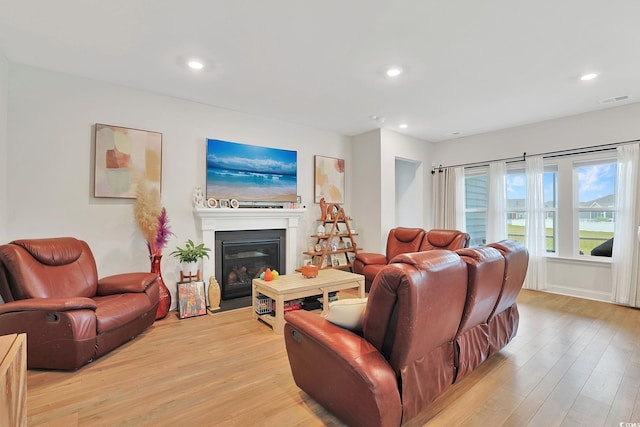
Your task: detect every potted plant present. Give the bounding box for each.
[170,239,211,277]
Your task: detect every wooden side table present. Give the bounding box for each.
[252,269,365,334]
[0,333,27,427]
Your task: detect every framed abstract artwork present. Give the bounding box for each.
[177,281,207,319]
[94,124,162,198]
[314,155,345,204]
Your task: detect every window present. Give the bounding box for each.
[574,159,616,256]
[506,166,558,252]
[464,170,487,246]
[543,166,558,253]
[463,163,557,250]
[506,168,526,244]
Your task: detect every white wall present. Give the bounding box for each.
[434,102,640,166]
[0,51,8,242]
[395,158,421,227]
[351,128,434,254]
[432,103,640,302]
[7,64,351,307]
[351,130,381,252]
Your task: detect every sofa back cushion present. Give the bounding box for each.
[420,229,470,251]
[385,227,425,260]
[0,237,99,300]
[455,246,505,334]
[363,250,468,418]
[487,240,529,318]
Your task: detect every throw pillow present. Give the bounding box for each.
[322,297,368,331]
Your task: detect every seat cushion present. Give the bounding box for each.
[93,293,153,334]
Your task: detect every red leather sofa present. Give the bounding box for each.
[284,240,528,427]
[0,237,159,370]
[353,228,470,291]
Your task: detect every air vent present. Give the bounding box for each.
[599,95,631,104]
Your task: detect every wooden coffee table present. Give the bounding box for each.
[252,269,365,334]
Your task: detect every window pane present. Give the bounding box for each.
[506,212,525,244]
[577,163,616,205]
[576,161,616,256]
[545,211,556,252]
[544,170,557,208]
[465,211,486,246]
[465,174,487,209]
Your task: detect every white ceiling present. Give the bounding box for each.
[1,0,639,142]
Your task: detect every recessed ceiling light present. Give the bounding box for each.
[399,123,408,129]
[369,115,386,125]
[580,73,598,81]
[386,67,403,78]
[187,60,204,70]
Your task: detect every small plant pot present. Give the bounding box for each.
[182,261,198,277]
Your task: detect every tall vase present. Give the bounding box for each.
[151,254,171,320]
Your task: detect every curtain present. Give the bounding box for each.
[432,167,465,230]
[486,161,507,243]
[523,156,547,290]
[611,143,640,307]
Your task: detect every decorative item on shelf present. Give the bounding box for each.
[207,197,218,208]
[301,264,319,278]
[134,179,174,320]
[208,276,221,311]
[319,197,327,221]
[230,198,240,209]
[192,186,205,208]
[219,199,230,208]
[316,223,326,235]
[170,239,212,282]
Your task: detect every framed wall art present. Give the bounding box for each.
[94,124,162,198]
[314,155,345,204]
[177,281,207,319]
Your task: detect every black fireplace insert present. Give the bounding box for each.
[215,229,286,300]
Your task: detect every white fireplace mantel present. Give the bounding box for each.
[194,207,307,281]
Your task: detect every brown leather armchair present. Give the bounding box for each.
[0,237,159,370]
[352,227,425,291]
[419,228,470,251]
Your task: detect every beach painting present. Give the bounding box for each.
[206,139,297,202]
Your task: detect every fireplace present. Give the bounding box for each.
[216,229,286,299]
[194,207,307,294]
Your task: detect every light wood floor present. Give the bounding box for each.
[27,290,640,427]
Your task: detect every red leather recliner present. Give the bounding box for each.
[0,237,159,370]
[352,227,425,291]
[353,228,470,291]
[284,240,528,426]
[285,250,469,427]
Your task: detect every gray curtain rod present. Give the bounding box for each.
[431,138,640,174]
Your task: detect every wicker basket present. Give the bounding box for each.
[255,294,273,315]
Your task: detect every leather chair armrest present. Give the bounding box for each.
[97,273,158,295]
[0,297,97,315]
[284,310,402,427]
[354,252,388,266]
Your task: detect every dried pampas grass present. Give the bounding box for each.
[134,180,162,251]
